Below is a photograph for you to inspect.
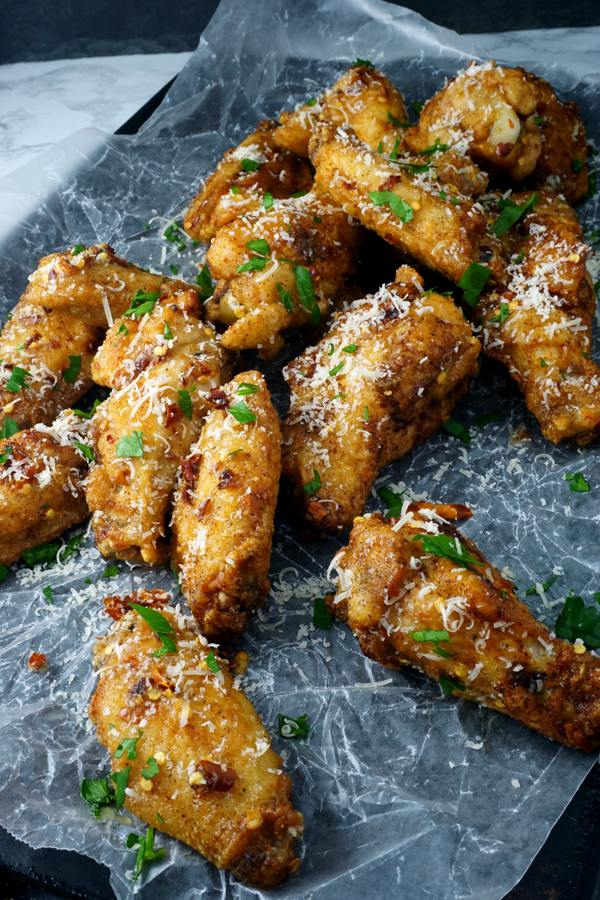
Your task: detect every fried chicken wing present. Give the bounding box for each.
[529,75,589,205]
[0,301,102,431]
[86,294,231,564]
[0,411,90,565]
[89,589,303,888]
[474,191,598,444]
[23,244,193,329]
[172,371,281,640]
[327,509,600,751]
[281,267,480,533]
[183,120,313,244]
[274,64,409,158]
[405,61,542,181]
[308,123,503,285]
[205,189,362,358]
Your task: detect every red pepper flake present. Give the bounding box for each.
[208,388,229,408]
[217,469,234,489]
[28,652,48,672]
[496,142,514,158]
[165,403,184,429]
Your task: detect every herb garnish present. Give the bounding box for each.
[263,192,274,210]
[241,158,260,172]
[293,266,321,326]
[142,757,160,779]
[80,776,115,817]
[123,289,162,318]
[474,410,505,428]
[196,265,214,301]
[73,399,101,419]
[127,827,165,883]
[205,650,220,674]
[442,417,471,445]
[228,401,257,424]
[42,585,53,604]
[130,603,178,657]
[490,193,539,237]
[278,713,310,737]
[116,430,144,458]
[5,366,31,393]
[313,597,332,628]
[525,574,559,596]
[102,565,119,578]
[388,110,410,128]
[0,417,19,439]
[377,485,405,518]
[303,469,321,497]
[418,139,450,159]
[276,282,293,312]
[369,190,414,223]
[73,441,95,461]
[573,158,585,173]
[177,389,194,420]
[411,629,452,658]
[329,363,344,377]
[555,590,600,648]
[413,533,484,568]
[110,767,130,808]
[457,263,490,307]
[236,382,259,395]
[439,675,466,694]
[565,472,589,492]
[412,101,425,114]
[490,302,509,325]
[114,729,143,760]
[353,58,374,68]
[72,245,86,255]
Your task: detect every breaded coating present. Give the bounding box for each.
[86,295,231,564]
[183,120,313,244]
[309,123,504,285]
[205,189,362,358]
[0,411,90,565]
[23,244,193,329]
[172,371,281,640]
[0,301,102,431]
[529,75,589,205]
[89,590,304,888]
[474,191,599,444]
[274,64,409,158]
[405,60,542,181]
[327,509,600,752]
[91,289,232,391]
[281,267,480,533]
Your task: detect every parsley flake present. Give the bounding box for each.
[293,266,321,325]
[116,430,144,458]
[102,565,119,579]
[237,256,269,274]
[364,406,369,422]
[329,362,344,377]
[377,486,405,518]
[205,650,220,673]
[141,757,160,779]
[0,564,9,584]
[0,417,19,439]
[114,729,143,760]
[303,469,321,497]
[490,302,509,325]
[246,238,270,256]
[442,417,471,445]
[369,190,413,223]
[412,101,425,114]
[276,282,293,312]
[353,58,374,68]
[228,401,257,424]
[473,410,505,428]
[490,193,539,237]
[313,597,332,628]
[73,441,95,462]
[169,263,180,276]
[72,244,86,255]
[116,322,129,337]
[81,776,114,817]
[439,675,466,694]
[457,263,490,308]
[540,358,547,367]
[177,389,194,420]
[163,322,174,341]
[526,574,559,596]
[72,399,101,419]
[130,603,178,657]
[110,767,130,809]
[42,585,53,605]
[555,590,600,648]
[5,366,31,393]
[236,382,259,395]
[241,158,260,172]
[306,98,317,107]
[418,138,450,159]
[196,265,214,301]
[565,472,589,492]
[123,289,162,318]
[128,827,165,883]
[278,713,310,737]
[342,344,357,353]
[263,192,274,210]
[573,158,585,173]
[414,533,484,568]
[387,111,409,128]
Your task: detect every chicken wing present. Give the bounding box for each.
[86,293,231,564]
[308,123,504,285]
[404,61,542,182]
[529,75,589,205]
[205,189,362,358]
[22,244,193,329]
[171,371,281,640]
[0,301,102,431]
[0,410,90,565]
[281,267,480,533]
[327,508,600,751]
[183,120,313,244]
[89,589,303,888]
[274,64,409,158]
[473,191,599,444]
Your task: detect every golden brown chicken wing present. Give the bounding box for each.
[274,64,409,158]
[183,120,313,244]
[281,267,480,533]
[22,244,193,329]
[171,371,281,640]
[0,301,102,431]
[86,294,231,564]
[205,189,362,358]
[405,60,542,181]
[474,191,598,444]
[0,410,90,565]
[327,508,600,751]
[308,123,503,285]
[89,589,304,888]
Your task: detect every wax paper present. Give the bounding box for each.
[1,2,600,899]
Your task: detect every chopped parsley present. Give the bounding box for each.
[116,430,144,458]
[196,265,214,301]
[0,446,12,465]
[328,343,335,356]
[353,58,374,68]
[130,603,178,657]
[171,560,180,589]
[515,250,525,264]
[473,410,505,428]
[177,389,194,420]
[116,322,129,337]
[412,101,425,114]
[411,629,452,658]
[313,597,332,628]
[534,115,544,126]
[42,585,53,605]
[490,193,539,237]
[110,767,130,809]
[263,192,274,210]
[572,158,585,173]
[303,469,321,497]
[22,542,61,568]
[102,565,119,578]
[276,282,293,312]
[388,110,409,128]
[123,289,162,318]
[169,263,180,276]
[0,564,9,584]
[377,485,405,518]
[555,590,600,648]
[540,358,547,367]
[114,730,143,760]
[584,171,597,202]
[0,417,19,439]
[72,244,86,255]
[164,222,187,252]
[389,136,402,161]
[73,399,101,419]
[230,185,240,195]
[228,401,257,424]
[364,406,369,422]
[457,263,490,308]
[439,675,466,694]
[291,190,309,198]
[418,138,450,159]
[236,382,259,395]
[525,574,559,596]
[293,266,321,326]
[73,441,94,462]
[313,216,322,224]
[490,302,509,325]
[369,190,414,223]
[442,417,471,445]
[329,362,344,377]
[237,256,269,274]
[247,238,270,256]
[565,472,589,492]
[5,366,31,393]
[278,713,310,738]
[127,827,165,883]
[163,322,173,341]
[205,650,220,674]
[80,776,115,817]
[399,162,430,175]
[241,158,260,172]
[414,533,484,568]
[377,140,383,153]
[306,98,317,107]
[342,344,357,353]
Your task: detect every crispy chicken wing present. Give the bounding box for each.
[172,371,281,640]
[205,189,362,358]
[0,301,102,431]
[89,589,304,888]
[274,64,409,158]
[23,244,192,329]
[405,60,542,181]
[474,191,598,444]
[0,411,90,565]
[308,123,503,285]
[183,120,313,244]
[327,509,600,751]
[282,267,480,533]
[86,294,231,564]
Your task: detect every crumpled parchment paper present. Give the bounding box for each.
[0,2,600,899]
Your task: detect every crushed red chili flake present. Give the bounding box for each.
[165,403,184,429]
[217,469,234,489]
[28,652,48,671]
[199,759,238,793]
[208,388,229,408]
[104,589,170,621]
[181,453,202,503]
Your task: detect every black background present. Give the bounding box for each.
[2,1,600,898]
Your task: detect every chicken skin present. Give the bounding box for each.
[327,508,600,752]
[205,189,362,358]
[308,123,504,285]
[89,589,304,888]
[474,191,598,444]
[183,120,313,244]
[282,267,480,533]
[0,410,90,565]
[405,61,543,182]
[23,244,193,329]
[274,64,409,158]
[86,293,231,565]
[172,371,281,641]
